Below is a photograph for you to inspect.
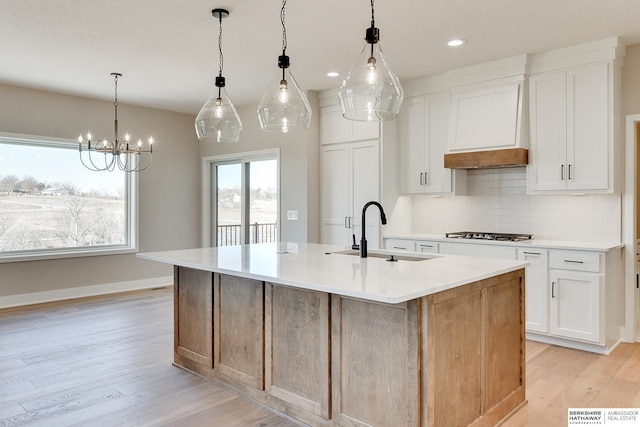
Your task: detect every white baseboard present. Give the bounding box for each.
[0,276,173,309]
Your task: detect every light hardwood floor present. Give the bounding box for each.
[1,287,639,426]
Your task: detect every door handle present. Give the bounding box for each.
[552,282,555,298]
[344,216,348,228]
[424,171,429,186]
[568,164,572,180]
[420,173,424,185]
[561,164,564,180]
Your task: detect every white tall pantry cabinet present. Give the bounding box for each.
[320,103,382,248]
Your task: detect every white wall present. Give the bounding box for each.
[197,91,321,244]
[0,83,200,301]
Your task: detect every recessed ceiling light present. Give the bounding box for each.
[447,39,466,47]
[327,71,340,77]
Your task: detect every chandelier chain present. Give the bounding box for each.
[218,12,224,76]
[281,0,287,53]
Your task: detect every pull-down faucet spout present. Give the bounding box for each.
[360,201,387,258]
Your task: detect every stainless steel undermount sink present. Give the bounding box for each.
[332,250,433,262]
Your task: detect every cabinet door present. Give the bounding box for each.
[351,140,381,250]
[399,97,427,194]
[426,93,452,193]
[518,250,549,334]
[321,105,350,145]
[567,63,609,191]
[528,71,567,192]
[549,270,602,343]
[321,144,350,245]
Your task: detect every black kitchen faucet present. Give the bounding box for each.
[360,201,387,258]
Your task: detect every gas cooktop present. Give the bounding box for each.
[445,232,533,242]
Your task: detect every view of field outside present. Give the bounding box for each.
[216,159,278,246]
[0,142,126,253]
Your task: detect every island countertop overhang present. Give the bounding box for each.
[137,242,528,304]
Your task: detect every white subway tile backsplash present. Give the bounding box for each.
[411,167,621,242]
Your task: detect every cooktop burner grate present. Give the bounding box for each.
[445,232,533,242]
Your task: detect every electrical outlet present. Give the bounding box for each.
[287,210,298,220]
[286,242,299,253]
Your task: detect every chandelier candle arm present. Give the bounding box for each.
[78,73,154,172]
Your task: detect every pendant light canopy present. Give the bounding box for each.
[195,8,242,143]
[338,0,404,122]
[257,0,311,133]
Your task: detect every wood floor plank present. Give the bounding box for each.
[1,287,640,427]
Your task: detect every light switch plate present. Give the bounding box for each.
[287,210,298,220]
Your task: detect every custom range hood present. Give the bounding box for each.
[444,148,528,169]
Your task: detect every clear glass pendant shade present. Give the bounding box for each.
[338,42,404,121]
[195,87,243,143]
[257,68,312,133]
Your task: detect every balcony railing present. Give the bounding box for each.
[217,222,278,247]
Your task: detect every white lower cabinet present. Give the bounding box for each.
[517,250,549,334]
[549,270,602,343]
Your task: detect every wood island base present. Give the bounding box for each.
[172,266,526,426]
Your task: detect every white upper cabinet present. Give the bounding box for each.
[528,63,613,193]
[399,93,464,194]
[448,82,524,152]
[321,104,379,145]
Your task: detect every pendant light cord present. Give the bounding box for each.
[370,0,375,29]
[218,13,224,77]
[281,0,287,55]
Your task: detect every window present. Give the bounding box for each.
[203,150,279,247]
[0,133,136,261]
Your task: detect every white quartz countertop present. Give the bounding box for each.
[385,234,624,251]
[137,242,528,304]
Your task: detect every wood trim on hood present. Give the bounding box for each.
[444,148,528,169]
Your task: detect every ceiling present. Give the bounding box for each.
[2,0,640,115]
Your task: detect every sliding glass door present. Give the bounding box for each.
[211,154,278,246]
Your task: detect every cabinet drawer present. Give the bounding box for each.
[415,241,439,254]
[550,250,600,273]
[385,239,416,252]
[440,242,516,259]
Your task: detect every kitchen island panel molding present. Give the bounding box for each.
[174,266,213,367]
[331,296,419,427]
[265,284,330,418]
[214,274,264,389]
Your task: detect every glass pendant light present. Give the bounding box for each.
[257,0,311,133]
[195,8,242,143]
[338,0,404,122]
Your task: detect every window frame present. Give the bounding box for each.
[202,148,280,247]
[0,132,138,263]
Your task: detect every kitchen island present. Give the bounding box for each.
[138,242,528,426]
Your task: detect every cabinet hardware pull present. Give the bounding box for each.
[420,244,433,248]
[552,282,556,298]
[393,246,406,250]
[568,164,572,180]
[564,259,583,264]
[420,173,424,185]
[523,251,541,255]
[349,217,352,229]
[561,164,564,180]
[344,217,348,228]
[425,171,429,186]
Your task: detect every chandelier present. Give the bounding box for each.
[78,73,153,172]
